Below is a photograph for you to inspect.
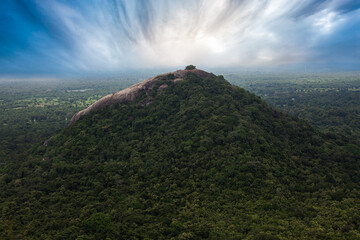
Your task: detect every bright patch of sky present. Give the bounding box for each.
[0,0,359,75]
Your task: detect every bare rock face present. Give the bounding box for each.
[68,69,215,126]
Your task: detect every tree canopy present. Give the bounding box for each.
[185,65,196,70]
[0,72,359,239]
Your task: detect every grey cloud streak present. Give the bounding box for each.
[0,0,359,74]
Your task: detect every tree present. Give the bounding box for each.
[83,213,116,239]
[185,65,196,70]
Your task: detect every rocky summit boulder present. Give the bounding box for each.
[69,69,216,125]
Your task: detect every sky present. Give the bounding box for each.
[0,0,359,75]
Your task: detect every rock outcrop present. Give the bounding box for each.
[68,69,215,126]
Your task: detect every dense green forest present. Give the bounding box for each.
[226,72,360,144]
[0,76,142,163]
[1,72,359,163]
[0,71,359,239]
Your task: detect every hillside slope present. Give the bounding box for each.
[69,69,215,125]
[1,69,359,239]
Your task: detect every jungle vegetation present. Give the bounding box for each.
[0,71,359,239]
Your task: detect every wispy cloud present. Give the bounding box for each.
[0,0,359,74]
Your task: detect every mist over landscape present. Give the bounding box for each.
[1,1,360,239]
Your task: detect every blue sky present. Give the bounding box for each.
[0,0,359,75]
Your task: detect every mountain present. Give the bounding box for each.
[1,68,359,240]
[69,69,215,125]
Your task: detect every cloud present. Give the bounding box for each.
[0,0,359,74]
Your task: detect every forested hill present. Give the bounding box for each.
[1,68,359,239]
[68,68,216,126]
